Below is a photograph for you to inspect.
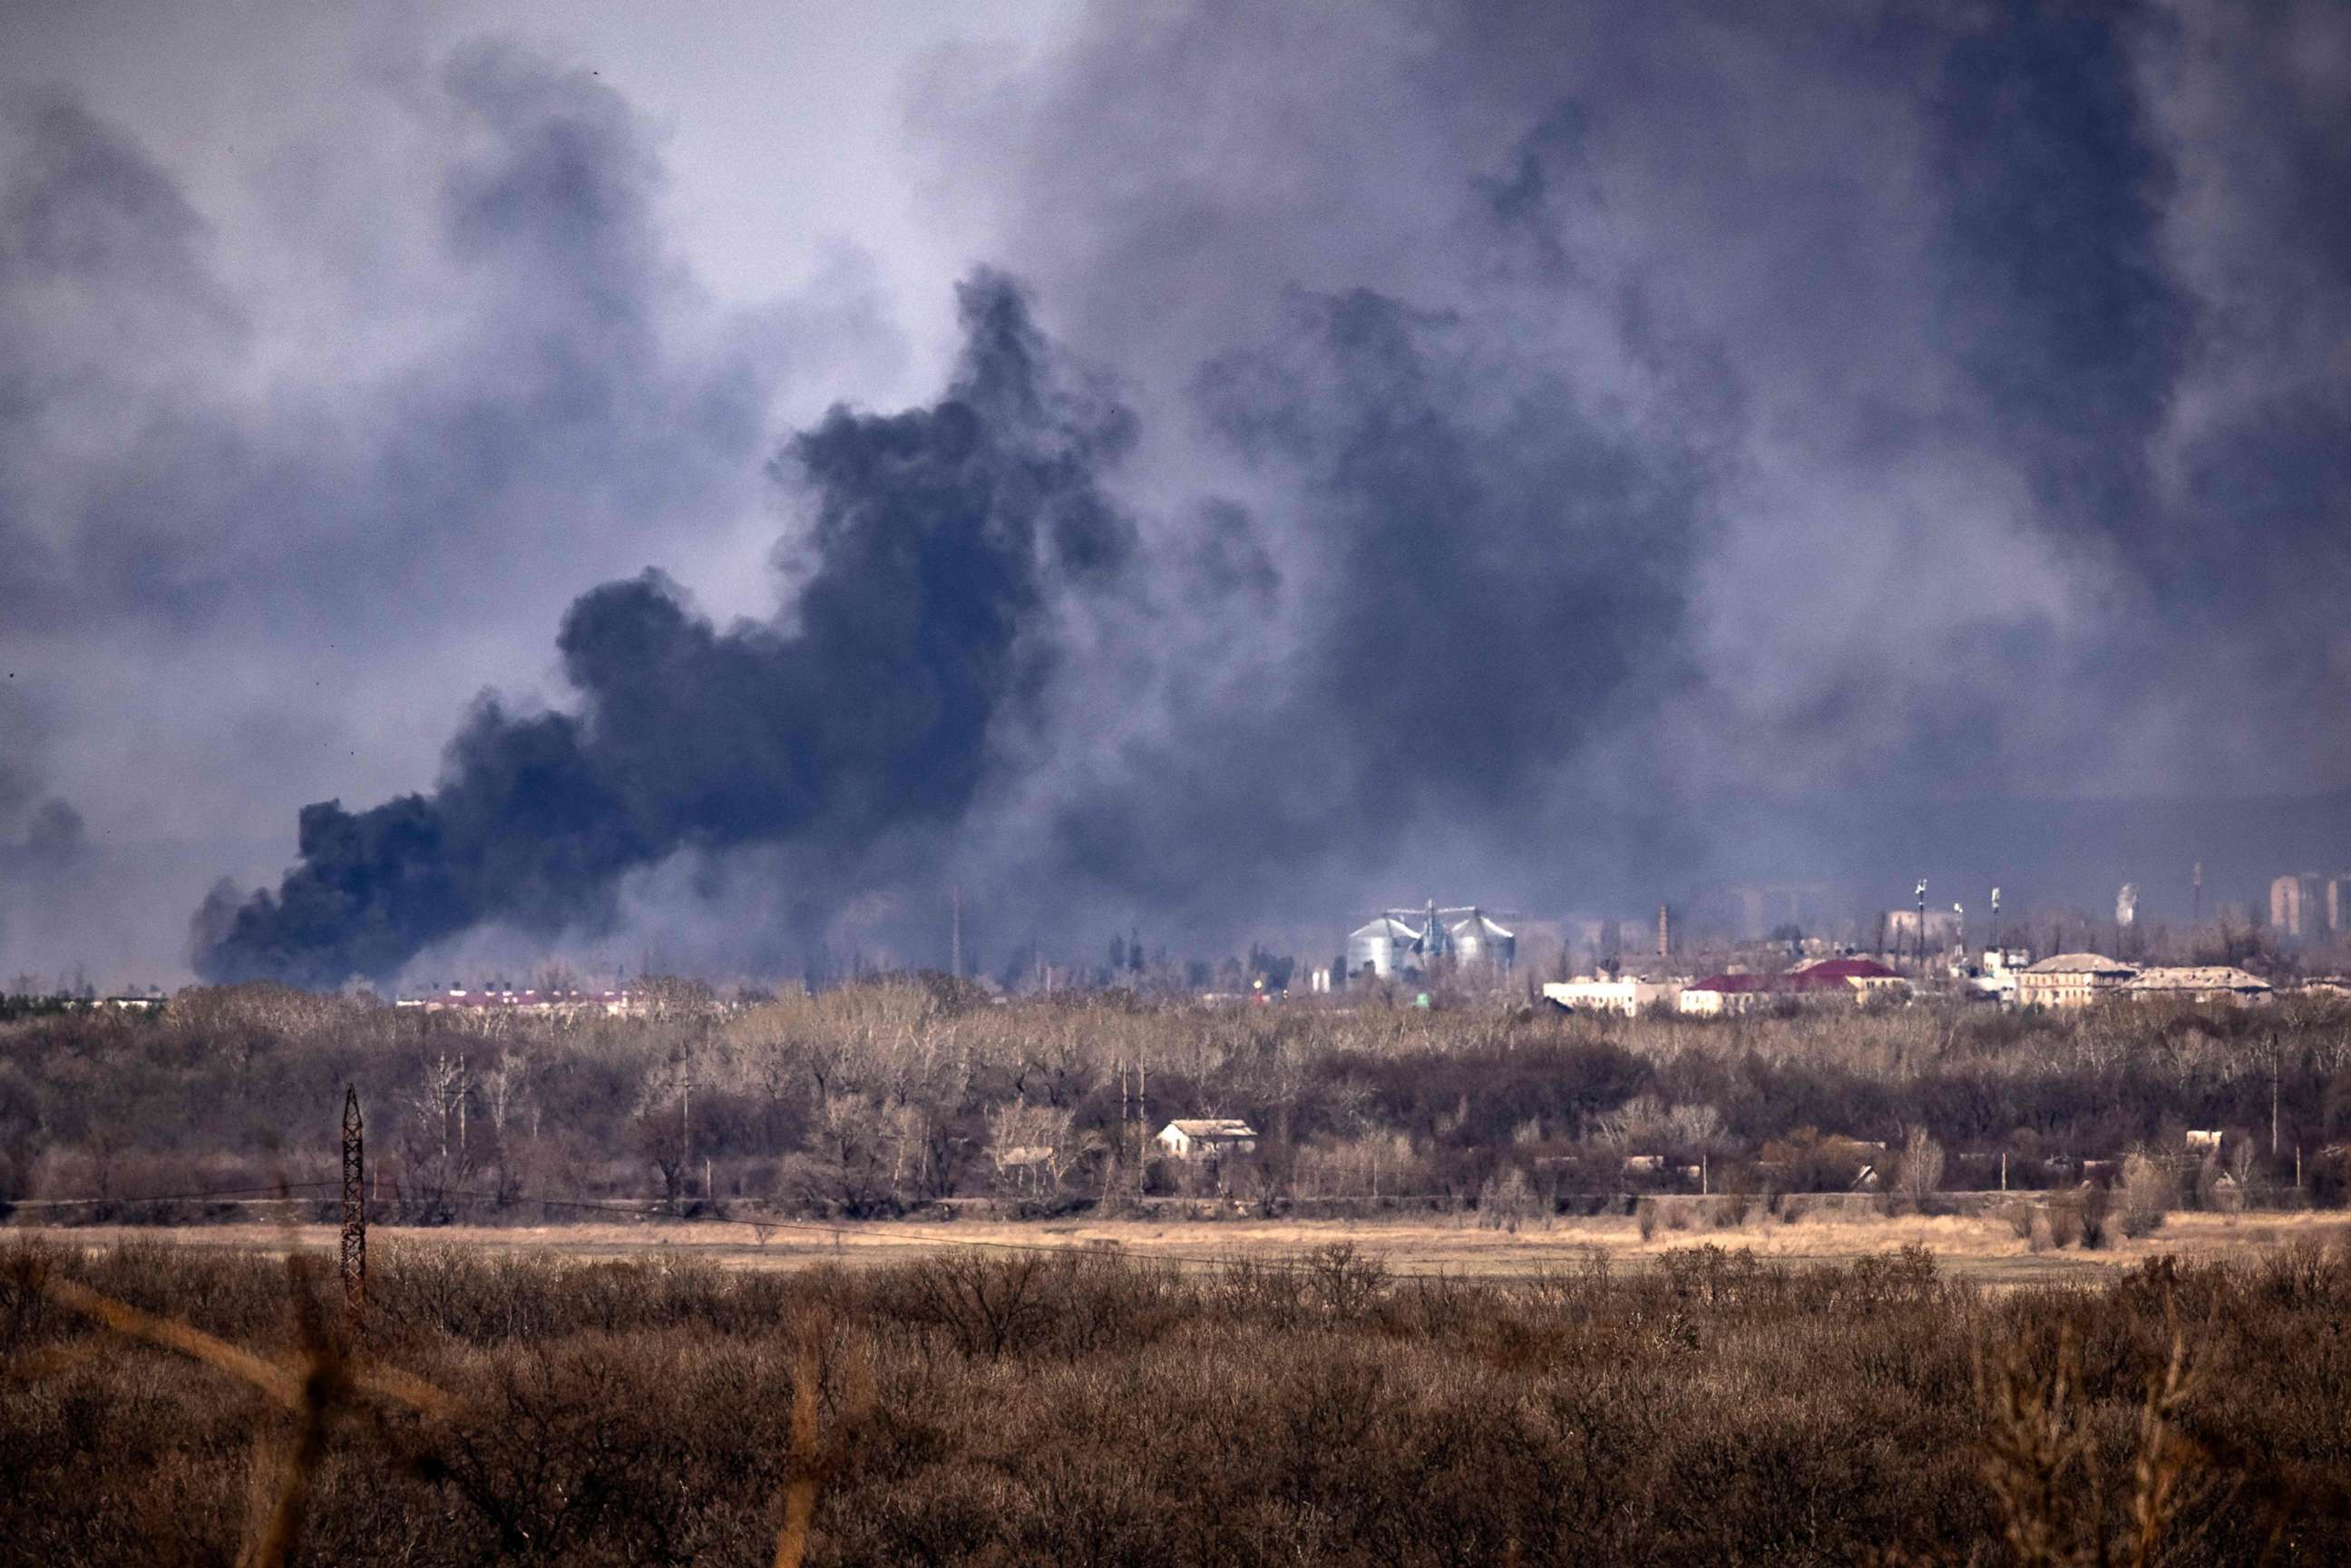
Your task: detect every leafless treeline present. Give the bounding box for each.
[5,979,2350,1218]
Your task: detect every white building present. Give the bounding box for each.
[395,987,639,1017]
[1543,978,1683,1016]
[1959,948,2034,1003]
[1155,1119,1259,1160]
[2014,954,2139,1008]
[2124,966,2273,1005]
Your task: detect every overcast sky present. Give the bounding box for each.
[4,1,2347,987]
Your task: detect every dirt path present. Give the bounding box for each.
[12,1208,2346,1287]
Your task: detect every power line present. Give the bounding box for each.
[5,1177,1973,1286]
[5,1180,1984,1284]
[390,1184,1683,1281]
[5,1179,339,1211]
[425,1184,1298,1268]
[6,1175,1603,1281]
[6,1173,1590,1277]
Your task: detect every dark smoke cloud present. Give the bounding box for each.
[194,1,2351,968]
[0,94,241,626]
[0,683,110,984]
[0,42,900,982]
[1034,286,1707,922]
[14,2,2351,981]
[196,273,1133,986]
[1932,2,2186,523]
[929,0,2351,933]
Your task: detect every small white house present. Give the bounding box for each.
[1156,1119,1258,1160]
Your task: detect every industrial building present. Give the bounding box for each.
[1344,902,1516,979]
[1344,914,1428,979]
[1447,908,1517,969]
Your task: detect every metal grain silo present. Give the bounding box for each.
[1448,909,1517,971]
[1347,914,1426,979]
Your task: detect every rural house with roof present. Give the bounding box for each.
[1156,1119,1259,1159]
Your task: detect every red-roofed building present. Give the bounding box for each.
[1790,957,1902,982]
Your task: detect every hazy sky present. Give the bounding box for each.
[4,1,2347,986]
[5,0,1060,353]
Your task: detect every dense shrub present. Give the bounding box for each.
[2121,1151,2177,1238]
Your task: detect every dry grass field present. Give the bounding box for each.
[15,1206,2350,1287]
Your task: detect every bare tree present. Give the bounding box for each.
[786,1092,895,1214]
[395,1052,474,1214]
[1896,1127,1946,1212]
[411,1054,468,1164]
[1595,1096,1719,1156]
[476,1049,532,1141]
[987,1099,1078,1194]
[2229,1137,2260,1205]
[629,1095,689,1208]
[1478,1165,1541,1232]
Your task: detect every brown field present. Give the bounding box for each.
[15,1219,2351,1563]
[15,1205,2349,1286]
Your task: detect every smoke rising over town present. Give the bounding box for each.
[195,272,1136,985]
[5,1,2350,985]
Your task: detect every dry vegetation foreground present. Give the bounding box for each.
[9,1231,2351,1566]
[15,1205,2351,1287]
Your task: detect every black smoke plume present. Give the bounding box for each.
[24,3,2351,981]
[935,0,2351,931]
[195,273,1132,986]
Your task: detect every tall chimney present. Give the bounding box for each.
[1657,902,1669,960]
